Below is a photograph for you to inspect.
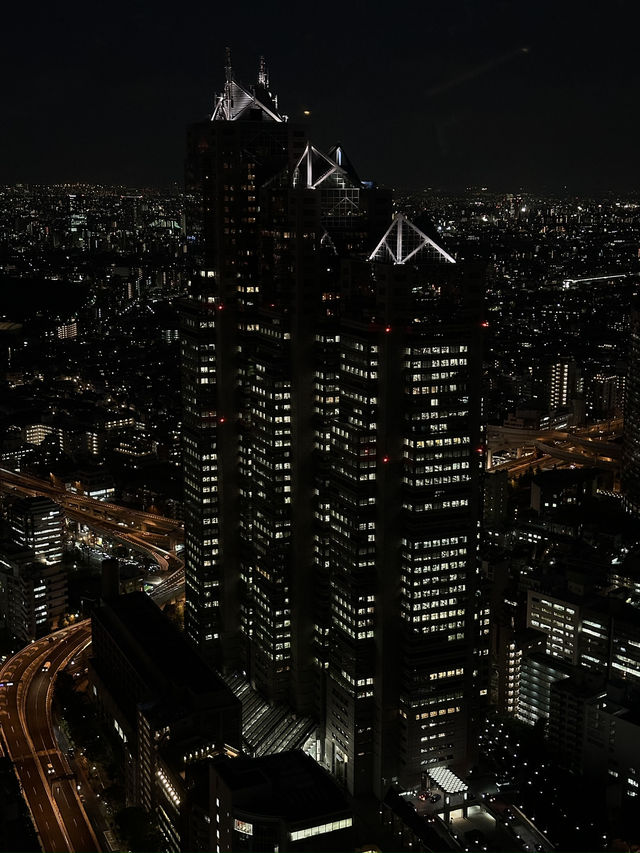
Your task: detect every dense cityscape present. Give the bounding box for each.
[2,52,640,853]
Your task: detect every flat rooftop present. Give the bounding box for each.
[93,591,231,700]
[212,750,350,823]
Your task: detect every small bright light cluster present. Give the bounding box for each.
[428,766,468,794]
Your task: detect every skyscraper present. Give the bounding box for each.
[182,54,306,671]
[182,57,486,797]
[323,219,486,795]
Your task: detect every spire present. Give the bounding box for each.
[257,55,269,87]
[225,46,233,83]
[369,214,456,265]
[218,47,234,120]
[211,52,286,122]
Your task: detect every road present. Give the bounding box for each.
[150,567,186,605]
[0,563,184,851]
[0,623,100,852]
[0,467,186,848]
[0,465,184,573]
[488,418,623,477]
[0,466,183,539]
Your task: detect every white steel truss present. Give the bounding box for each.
[211,51,284,122]
[211,79,284,122]
[292,143,340,189]
[369,214,456,265]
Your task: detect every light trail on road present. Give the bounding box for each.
[0,625,99,852]
[0,465,186,850]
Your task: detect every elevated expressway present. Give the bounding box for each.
[0,466,183,534]
[0,465,183,572]
[487,419,622,476]
[0,466,185,850]
[0,576,184,852]
[0,623,99,852]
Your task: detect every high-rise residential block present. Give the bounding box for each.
[9,496,63,564]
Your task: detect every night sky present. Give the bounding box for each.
[2,0,639,192]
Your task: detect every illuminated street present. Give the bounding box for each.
[0,624,99,852]
[0,466,184,573]
[488,418,623,477]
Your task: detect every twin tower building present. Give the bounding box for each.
[181,57,488,798]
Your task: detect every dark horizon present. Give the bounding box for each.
[2,0,640,192]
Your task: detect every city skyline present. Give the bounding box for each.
[2,0,640,191]
[3,29,640,853]
[1,169,640,850]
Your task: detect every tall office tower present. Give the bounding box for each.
[184,59,484,795]
[623,302,640,515]
[182,55,305,668]
[323,217,486,796]
[184,58,390,698]
[9,496,63,564]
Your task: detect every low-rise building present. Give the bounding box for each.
[210,750,354,852]
[89,591,241,849]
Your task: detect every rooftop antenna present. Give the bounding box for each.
[258,55,269,87]
[225,46,233,83]
[224,46,233,116]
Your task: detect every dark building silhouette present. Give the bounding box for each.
[209,750,354,852]
[182,57,486,797]
[0,497,67,639]
[89,591,241,837]
[182,55,307,677]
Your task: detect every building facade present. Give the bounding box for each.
[9,496,63,564]
[89,591,241,847]
[182,59,486,797]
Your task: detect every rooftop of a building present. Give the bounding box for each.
[522,650,576,678]
[597,699,636,722]
[223,672,315,757]
[605,704,640,728]
[211,750,350,824]
[10,495,60,513]
[531,466,598,490]
[551,670,606,701]
[160,736,230,775]
[92,592,235,704]
[616,549,640,578]
[383,786,457,851]
[67,466,114,484]
[583,592,640,624]
[512,625,548,648]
